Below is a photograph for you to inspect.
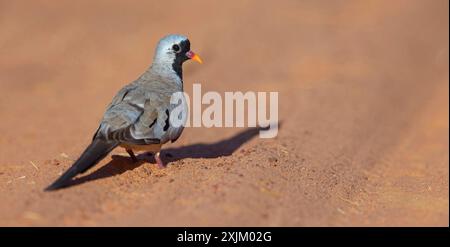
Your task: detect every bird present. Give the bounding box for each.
[45,34,202,191]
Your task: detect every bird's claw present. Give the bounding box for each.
[155,152,166,168]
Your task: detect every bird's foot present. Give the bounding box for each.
[126,149,139,163]
[155,152,166,169]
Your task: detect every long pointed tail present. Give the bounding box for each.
[45,139,119,191]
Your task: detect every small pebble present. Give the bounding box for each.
[268,157,278,163]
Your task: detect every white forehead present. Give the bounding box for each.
[157,34,188,49]
[152,34,188,66]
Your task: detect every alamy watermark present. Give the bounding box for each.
[169,84,279,138]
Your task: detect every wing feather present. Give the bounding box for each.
[93,81,185,145]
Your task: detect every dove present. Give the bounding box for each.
[45,34,202,191]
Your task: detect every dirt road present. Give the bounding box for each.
[0,0,448,226]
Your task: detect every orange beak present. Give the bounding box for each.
[186,50,203,64]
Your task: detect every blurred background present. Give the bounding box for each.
[0,0,448,226]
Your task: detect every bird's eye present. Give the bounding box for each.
[172,44,181,53]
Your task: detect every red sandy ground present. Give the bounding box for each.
[0,0,448,226]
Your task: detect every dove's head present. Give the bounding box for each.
[152,34,202,70]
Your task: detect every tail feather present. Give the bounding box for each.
[45,139,118,191]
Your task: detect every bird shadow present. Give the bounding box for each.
[66,125,276,188]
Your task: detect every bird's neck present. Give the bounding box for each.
[147,62,183,86]
[171,62,183,81]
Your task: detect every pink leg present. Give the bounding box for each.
[155,152,165,168]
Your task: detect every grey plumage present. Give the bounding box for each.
[97,71,185,145]
[46,34,200,191]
